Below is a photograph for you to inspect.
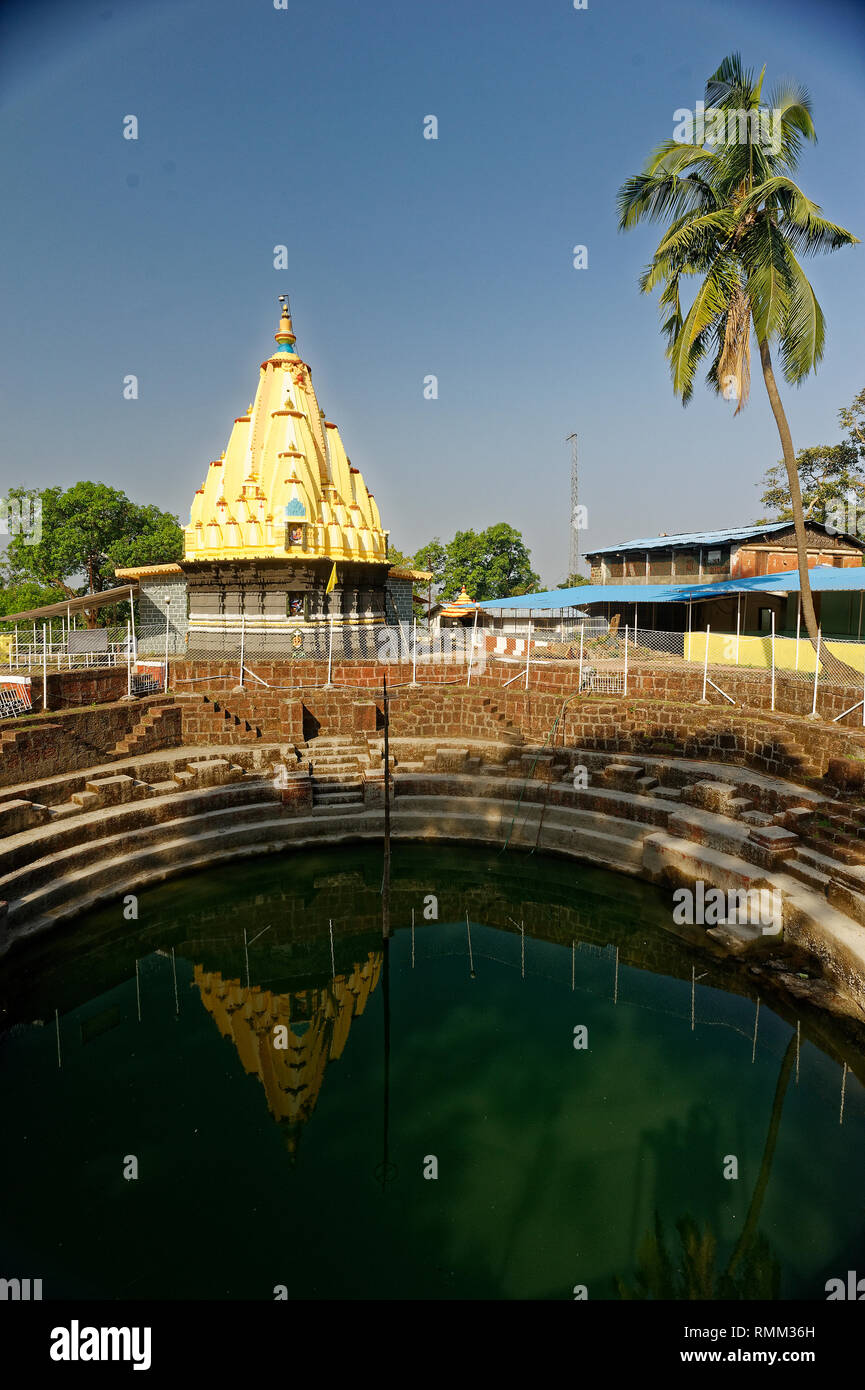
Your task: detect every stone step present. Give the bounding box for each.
[784,857,832,893]
[311,775,363,788]
[648,786,682,801]
[313,789,364,806]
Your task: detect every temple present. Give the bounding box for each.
[118,300,425,653]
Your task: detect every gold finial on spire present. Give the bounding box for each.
[275,293,296,348]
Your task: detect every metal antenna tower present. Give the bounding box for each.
[566,433,579,580]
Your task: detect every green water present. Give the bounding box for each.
[1,844,864,1301]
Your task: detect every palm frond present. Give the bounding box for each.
[742,218,791,341]
[778,248,825,383]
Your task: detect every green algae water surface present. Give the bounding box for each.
[1,844,864,1301]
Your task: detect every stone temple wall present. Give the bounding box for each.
[136,574,189,654]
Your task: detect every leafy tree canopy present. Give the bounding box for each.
[757,386,865,527]
[390,525,540,603]
[5,482,183,601]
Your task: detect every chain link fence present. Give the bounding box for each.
[4,610,865,725]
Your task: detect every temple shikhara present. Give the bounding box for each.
[118,300,421,652]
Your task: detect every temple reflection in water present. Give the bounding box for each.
[193,954,382,1159]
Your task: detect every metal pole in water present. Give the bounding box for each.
[329,918,335,978]
[171,947,179,1015]
[614,946,619,1004]
[466,911,475,978]
[521,921,525,979]
[796,1020,800,1085]
[135,959,142,1023]
[55,1008,62,1068]
[840,1062,848,1125]
[411,908,415,969]
[243,928,250,989]
[751,998,760,1063]
[690,966,695,1031]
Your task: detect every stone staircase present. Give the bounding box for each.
[110,701,179,757]
[297,734,364,809]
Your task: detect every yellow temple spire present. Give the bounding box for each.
[184,301,387,564]
[274,294,296,351]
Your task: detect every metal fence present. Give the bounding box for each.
[4,610,865,726]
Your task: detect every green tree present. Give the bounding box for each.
[758,441,864,525]
[6,482,183,625]
[413,539,448,591]
[438,524,540,602]
[557,573,592,589]
[757,387,865,531]
[0,563,65,618]
[618,52,858,673]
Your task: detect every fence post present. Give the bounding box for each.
[770,610,776,711]
[239,612,245,687]
[467,606,479,686]
[811,626,821,718]
[42,622,48,711]
[702,625,710,701]
[623,621,629,696]
[129,587,137,660]
[163,600,171,693]
[736,595,741,665]
[126,620,132,699]
[578,625,584,693]
[795,597,801,672]
[326,615,334,687]
[412,617,418,685]
[525,621,532,691]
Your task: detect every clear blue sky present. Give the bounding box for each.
[1,0,863,586]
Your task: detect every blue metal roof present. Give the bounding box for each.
[479,583,688,611]
[675,565,865,599]
[477,565,865,612]
[588,521,797,557]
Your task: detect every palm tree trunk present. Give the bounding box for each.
[726,1034,796,1278]
[758,338,857,686]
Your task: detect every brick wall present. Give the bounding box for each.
[0,697,169,788]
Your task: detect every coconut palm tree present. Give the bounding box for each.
[618,54,858,676]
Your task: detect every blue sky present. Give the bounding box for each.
[1,0,863,586]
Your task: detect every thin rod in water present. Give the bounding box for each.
[465,911,475,978]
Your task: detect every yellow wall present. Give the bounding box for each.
[685,629,865,675]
